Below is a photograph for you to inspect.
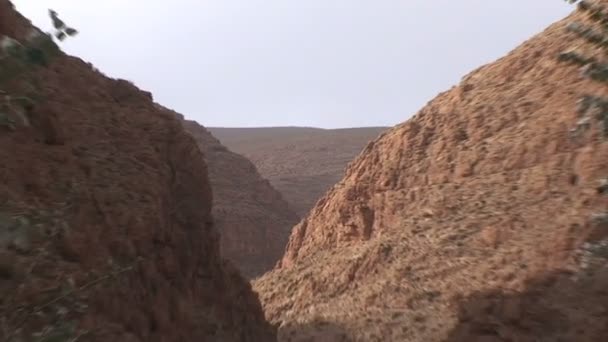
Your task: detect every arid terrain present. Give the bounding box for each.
[209,127,387,217]
[181,119,299,278]
[255,5,608,341]
[3,0,608,341]
[0,1,274,341]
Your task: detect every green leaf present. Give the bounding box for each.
[25,47,48,66]
[64,27,78,36]
[55,31,67,41]
[0,102,11,113]
[13,96,35,111]
[0,112,16,130]
[3,41,24,59]
[49,10,66,30]
[32,34,61,58]
[15,216,30,227]
[3,47,18,59]
[51,17,66,30]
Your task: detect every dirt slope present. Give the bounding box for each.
[255,6,608,342]
[209,127,387,217]
[181,120,299,278]
[0,2,275,341]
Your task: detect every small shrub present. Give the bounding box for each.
[559,1,608,277]
[0,9,77,132]
[559,0,608,136]
[597,178,608,193]
[591,211,608,226]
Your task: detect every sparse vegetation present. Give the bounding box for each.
[0,9,76,131]
[0,9,83,341]
[560,0,608,136]
[560,0,608,270]
[597,177,608,193]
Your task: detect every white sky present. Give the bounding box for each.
[13,1,572,128]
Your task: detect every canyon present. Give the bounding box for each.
[254,5,608,341]
[210,127,387,217]
[182,120,299,278]
[2,1,608,341]
[0,1,274,340]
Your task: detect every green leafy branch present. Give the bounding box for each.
[48,9,78,41]
[0,9,78,131]
[561,0,608,274]
[559,0,608,136]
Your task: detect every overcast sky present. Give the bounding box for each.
[14,1,572,128]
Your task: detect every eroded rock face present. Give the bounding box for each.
[0,2,275,341]
[256,7,608,341]
[209,127,387,217]
[182,120,299,278]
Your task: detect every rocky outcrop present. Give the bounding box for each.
[255,6,608,341]
[209,127,387,217]
[182,120,299,278]
[0,2,275,341]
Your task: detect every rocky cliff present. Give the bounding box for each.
[0,1,275,341]
[255,5,608,341]
[209,127,387,217]
[182,120,299,278]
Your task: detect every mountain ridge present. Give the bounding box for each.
[209,126,388,217]
[0,2,275,340]
[255,6,608,341]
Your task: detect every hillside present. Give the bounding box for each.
[255,5,608,342]
[0,1,275,341]
[181,120,299,278]
[209,126,387,216]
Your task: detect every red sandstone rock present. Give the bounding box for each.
[255,6,608,341]
[0,2,275,340]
